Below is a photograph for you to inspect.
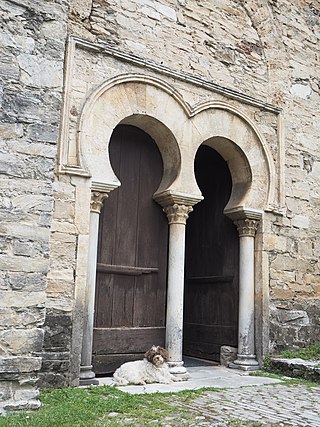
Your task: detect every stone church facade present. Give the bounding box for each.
[1,0,319,413]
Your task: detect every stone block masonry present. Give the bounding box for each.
[0,0,319,414]
[0,0,68,414]
[67,0,320,354]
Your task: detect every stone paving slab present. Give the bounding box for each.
[98,366,282,394]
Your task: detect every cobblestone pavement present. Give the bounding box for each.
[170,383,320,427]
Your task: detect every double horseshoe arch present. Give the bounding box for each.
[77,74,274,382]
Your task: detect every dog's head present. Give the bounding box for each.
[145,345,169,367]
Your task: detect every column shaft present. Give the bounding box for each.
[164,204,192,375]
[238,235,255,356]
[166,222,186,367]
[79,210,99,384]
[228,213,261,371]
[79,191,107,385]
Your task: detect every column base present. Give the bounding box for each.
[228,354,260,371]
[79,365,99,386]
[168,361,190,379]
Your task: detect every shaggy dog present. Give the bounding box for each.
[113,346,185,385]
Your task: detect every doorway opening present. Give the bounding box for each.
[183,144,239,364]
[92,124,168,375]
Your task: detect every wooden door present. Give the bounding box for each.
[183,144,239,362]
[93,125,168,374]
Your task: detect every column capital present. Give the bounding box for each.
[224,207,262,237]
[234,217,259,237]
[90,191,109,213]
[164,204,193,225]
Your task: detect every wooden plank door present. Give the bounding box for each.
[93,125,168,374]
[183,144,239,362]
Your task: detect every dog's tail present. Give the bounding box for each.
[113,370,129,386]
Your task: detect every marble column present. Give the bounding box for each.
[163,203,193,374]
[79,191,108,385]
[229,212,261,371]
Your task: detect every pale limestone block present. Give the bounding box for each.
[12,142,57,158]
[47,279,74,296]
[50,220,77,234]
[140,6,161,20]
[0,255,49,274]
[45,296,73,312]
[53,200,75,222]
[12,195,53,212]
[0,307,45,328]
[304,274,320,284]
[298,241,314,258]
[74,186,91,235]
[290,83,312,99]
[17,54,62,88]
[47,269,74,283]
[270,269,296,283]
[0,123,23,139]
[13,35,35,53]
[263,234,287,251]
[270,288,295,300]
[0,223,50,242]
[124,82,147,113]
[69,0,92,20]
[133,0,177,21]
[53,180,75,201]
[1,291,46,308]
[288,282,314,294]
[292,215,309,229]
[275,308,309,326]
[13,387,39,402]
[51,232,77,244]
[0,329,44,355]
[124,40,147,53]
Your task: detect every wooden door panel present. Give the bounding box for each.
[184,145,239,362]
[183,323,237,361]
[93,327,166,374]
[93,327,165,354]
[93,125,168,374]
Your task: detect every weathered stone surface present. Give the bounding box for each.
[0,357,42,374]
[0,329,44,355]
[220,346,238,367]
[269,358,320,383]
[0,0,68,413]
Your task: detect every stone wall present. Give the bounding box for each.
[65,0,320,353]
[0,0,67,413]
[0,0,319,413]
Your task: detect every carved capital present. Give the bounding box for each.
[234,218,259,237]
[164,204,193,225]
[90,191,108,213]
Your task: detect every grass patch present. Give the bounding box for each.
[279,342,320,361]
[0,385,216,427]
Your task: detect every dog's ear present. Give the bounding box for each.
[144,347,155,362]
[159,347,169,361]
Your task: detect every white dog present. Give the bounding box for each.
[113,346,185,385]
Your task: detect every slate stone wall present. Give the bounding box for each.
[0,0,68,414]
